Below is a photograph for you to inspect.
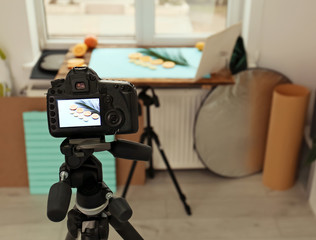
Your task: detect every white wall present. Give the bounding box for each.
[0,0,40,94]
[258,1,316,211]
[242,0,316,214]
[258,0,316,89]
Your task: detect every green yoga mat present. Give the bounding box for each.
[23,112,116,194]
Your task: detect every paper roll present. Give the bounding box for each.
[263,84,310,190]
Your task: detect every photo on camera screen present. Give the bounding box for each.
[57,98,101,128]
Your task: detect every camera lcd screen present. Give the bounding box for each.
[57,98,101,128]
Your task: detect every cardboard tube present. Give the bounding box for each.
[263,84,310,190]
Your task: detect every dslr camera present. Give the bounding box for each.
[47,67,139,138]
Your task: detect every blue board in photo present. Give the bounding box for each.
[89,48,207,79]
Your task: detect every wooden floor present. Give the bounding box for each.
[0,170,316,240]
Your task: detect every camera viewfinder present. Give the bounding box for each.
[75,82,86,90]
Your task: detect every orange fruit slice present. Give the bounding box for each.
[162,61,175,69]
[67,58,85,69]
[76,108,84,113]
[91,113,100,120]
[140,56,151,62]
[72,43,88,57]
[150,59,164,65]
[70,104,78,110]
[128,53,142,60]
[84,111,92,116]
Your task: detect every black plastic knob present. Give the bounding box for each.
[47,182,72,222]
[109,197,132,222]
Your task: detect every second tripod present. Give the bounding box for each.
[122,87,192,216]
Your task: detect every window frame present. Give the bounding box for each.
[35,0,244,49]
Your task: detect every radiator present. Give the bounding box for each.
[146,88,210,169]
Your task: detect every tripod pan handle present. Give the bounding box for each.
[47,181,72,222]
[110,139,152,161]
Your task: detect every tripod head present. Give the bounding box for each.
[138,87,160,108]
[47,137,151,223]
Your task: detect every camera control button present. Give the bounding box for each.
[89,74,96,81]
[105,95,113,103]
[105,110,123,127]
[100,86,107,94]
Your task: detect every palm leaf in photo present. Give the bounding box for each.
[138,48,189,66]
[75,100,100,115]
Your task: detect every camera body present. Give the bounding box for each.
[47,67,138,138]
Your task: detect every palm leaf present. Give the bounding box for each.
[75,100,100,115]
[138,48,189,66]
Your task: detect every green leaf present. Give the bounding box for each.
[0,49,6,60]
[138,48,189,66]
[75,100,100,115]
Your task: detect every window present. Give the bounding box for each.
[43,0,136,39]
[155,0,227,35]
[36,0,242,48]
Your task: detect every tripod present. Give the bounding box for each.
[47,137,151,240]
[122,87,192,215]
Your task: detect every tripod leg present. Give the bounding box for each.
[109,216,143,240]
[121,161,137,198]
[145,127,154,179]
[121,132,147,198]
[152,132,192,216]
